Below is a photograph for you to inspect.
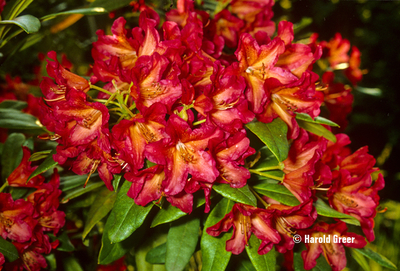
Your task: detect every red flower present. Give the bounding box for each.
[328,170,384,242]
[7,147,45,188]
[0,193,35,243]
[145,115,222,196]
[206,203,280,255]
[267,200,317,253]
[301,222,366,271]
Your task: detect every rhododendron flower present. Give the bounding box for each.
[267,200,317,253]
[145,115,222,196]
[320,33,350,68]
[328,170,384,242]
[7,147,45,188]
[112,103,167,172]
[301,222,366,271]
[126,165,194,213]
[282,130,327,202]
[0,193,34,243]
[345,46,363,85]
[210,131,255,188]
[207,203,280,255]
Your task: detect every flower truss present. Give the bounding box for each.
[0,0,393,271]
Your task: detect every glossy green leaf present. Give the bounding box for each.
[201,198,234,271]
[165,216,200,271]
[151,196,206,228]
[1,133,25,182]
[27,149,57,181]
[108,181,153,243]
[60,173,99,192]
[0,15,40,34]
[41,7,108,21]
[0,100,27,110]
[296,113,340,127]
[82,187,117,240]
[252,146,281,170]
[98,210,138,265]
[146,243,167,264]
[246,118,289,162]
[351,248,370,271]
[315,198,360,225]
[89,0,133,11]
[246,235,275,271]
[297,119,336,143]
[0,109,44,130]
[355,247,397,270]
[28,150,52,162]
[63,256,84,271]
[253,182,300,206]
[112,174,122,191]
[0,236,19,262]
[1,0,34,20]
[237,260,257,271]
[213,183,257,206]
[61,181,104,203]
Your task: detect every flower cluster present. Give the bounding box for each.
[21,0,385,270]
[0,148,65,271]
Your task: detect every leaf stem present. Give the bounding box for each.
[253,163,284,172]
[89,84,113,96]
[249,186,269,208]
[248,169,284,182]
[0,181,8,193]
[193,119,206,126]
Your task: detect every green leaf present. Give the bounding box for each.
[246,235,275,271]
[63,256,84,271]
[107,181,153,243]
[44,253,57,271]
[296,113,339,127]
[355,86,382,97]
[146,243,167,264]
[246,118,289,162]
[0,15,41,34]
[1,133,25,182]
[252,146,281,170]
[355,247,397,270]
[213,183,257,206]
[0,109,44,130]
[27,149,58,181]
[98,210,138,265]
[253,182,300,206]
[112,174,122,191]
[237,260,257,271]
[0,236,19,262]
[0,100,27,110]
[82,187,117,240]
[61,181,104,203]
[55,231,75,252]
[89,0,133,11]
[1,0,34,20]
[151,196,206,228]
[165,216,200,271]
[297,119,336,143]
[314,198,360,226]
[135,231,167,271]
[351,248,370,271]
[60,173,99,192]
[201,198,234,271]
[41,7,108,21]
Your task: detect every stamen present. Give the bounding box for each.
[177,141,196,163]
[138,123,157,143]
[84,160,100,188]
[83,110,102,129]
